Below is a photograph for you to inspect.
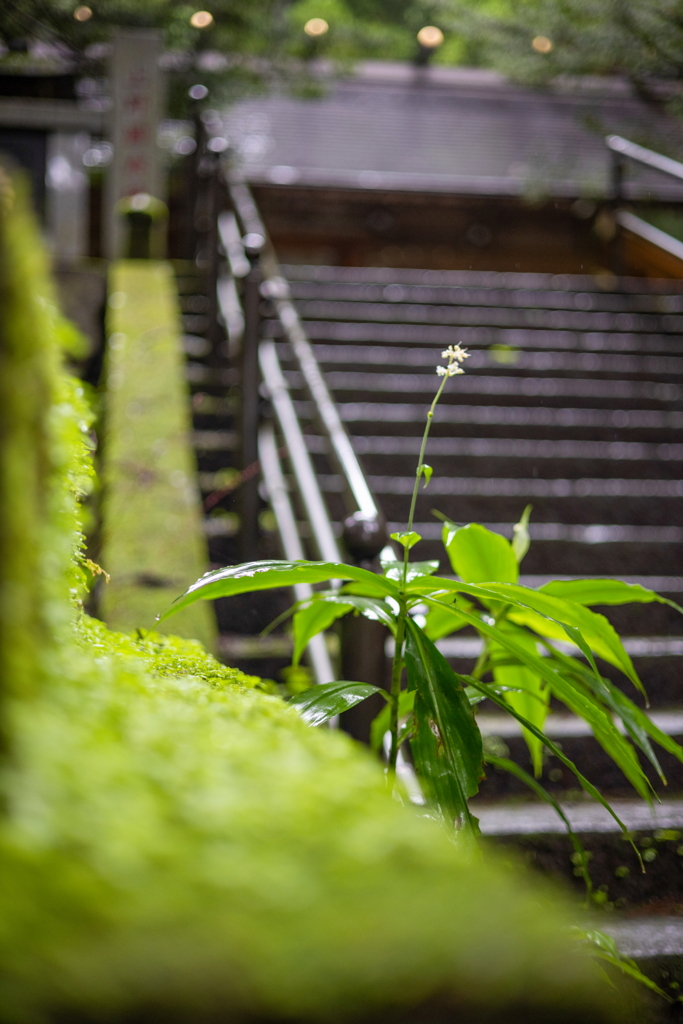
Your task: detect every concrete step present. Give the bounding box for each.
[477,798,683,909]
[272,316,683,354]
[282,263,683,303]
[294,399,683,435]
[291,297,683,336]
[286,367,680,403]
[306,432,683,465]
[287,280,683,316]
[281,264,683,293]
[285,341,683,377]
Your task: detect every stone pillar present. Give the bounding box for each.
[104,28,165,258]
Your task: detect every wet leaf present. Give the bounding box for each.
[289,681,384,726]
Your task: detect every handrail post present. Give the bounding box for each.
[608,144,625,277]
[240,235,264,560]
[339,511,389,744]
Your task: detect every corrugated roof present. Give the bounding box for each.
[223,62,683,200]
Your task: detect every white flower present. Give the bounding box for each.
[441,344,469,364]
[436,343,468,376]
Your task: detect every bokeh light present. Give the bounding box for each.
[73,6,92,21]
[417,26,444,48]
[531,35,553,53]
[304,18,329,37]
[190,11,214,28]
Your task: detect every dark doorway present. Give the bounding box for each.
[0,129,47,219]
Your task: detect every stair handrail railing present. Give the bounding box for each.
[606,134,683,196]
[605,135,683,273]
[223,168,388,564]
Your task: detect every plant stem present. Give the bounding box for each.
[471,642,489,681]
[403,376,448,584]
[388,602,407,775]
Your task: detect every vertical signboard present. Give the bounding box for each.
[105,28,164,258]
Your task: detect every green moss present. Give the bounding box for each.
[100,260,216,649]
[1,651,620,1024]
[76,612,263,690]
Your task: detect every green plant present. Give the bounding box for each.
[162,344,683,869]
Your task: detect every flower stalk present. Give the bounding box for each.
[388,344,469,775]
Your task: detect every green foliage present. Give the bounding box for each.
[289,679,383,723]
[0,167,94,720]
[0,0,420,84]
[436,0,683,94]
[76,613,262,689]
[0,166,631,1023]
[166,347,683,893]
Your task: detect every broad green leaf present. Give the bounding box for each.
[484,753,592,896]
[408,575,644,698]
[390,531,421,550]
[511,504,532,565]
[464,675,643,865]
[370,689,415,751]
[312,592,397,631]
[541,578,683,615]
[411,693,478,842]
[405,620,483,838]
[491,625,548,777]
[289,681,384,726]
[442,522,518,584]
[423,599,467,641]
[292,600,353,667]
[420,464,433,487]
[159,559,399,621]
[381,558,440,582]
[334,594,396,629]
[547,647,683,784]
[341,579,397,599]
[443,606,652,801]
[472,582,645,697]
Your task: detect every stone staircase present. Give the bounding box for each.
[174,248,683,997]
[263,262,683,998]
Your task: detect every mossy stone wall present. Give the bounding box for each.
[100,260,216,648]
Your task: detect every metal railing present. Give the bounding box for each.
[606,135,683,274]
[209,159,389,697]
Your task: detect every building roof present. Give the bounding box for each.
[223,62,683,201]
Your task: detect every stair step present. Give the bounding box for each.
[270,317,683,353]
[192,429,238,451]
[436,638,683,661]
[389,521,683,544]
[186,363,238,387]
[295,400,683,431]
[478,799,683,836]
[285,342,683,376]
[602,917,683,959]
[287,368,679,403]
[281,263,683,293]
[291,298,683,335]
[307,433,682,466]
[320,473,683,498]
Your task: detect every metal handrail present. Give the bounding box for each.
[259,340,342,564]
[216,163,390,702]
[260,273,381,521]
[223,170,387,543]
[258,423,336,685]
[606,134,683,186]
